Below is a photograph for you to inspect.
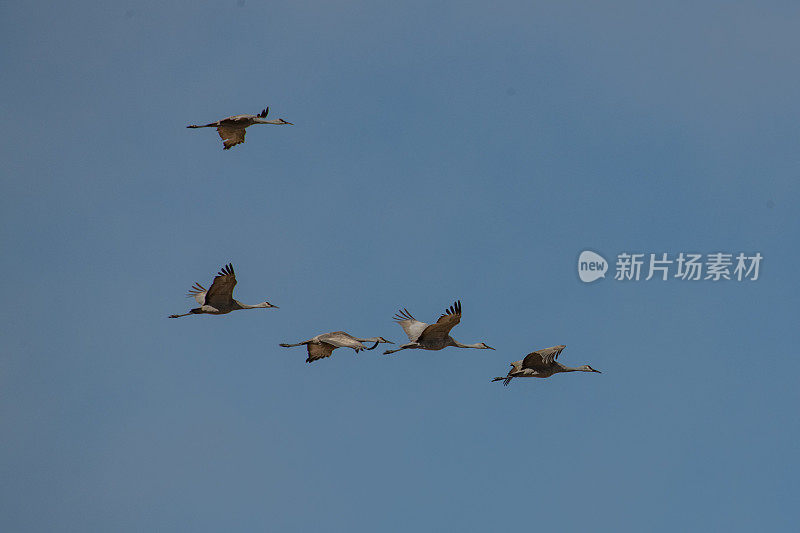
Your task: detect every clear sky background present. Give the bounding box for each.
[2,1,799,531]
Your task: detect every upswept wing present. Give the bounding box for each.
[392,308,429,342]
[204,263,237,309]
[417,300,462,343]
[217,126,246,150]
[186,282,207,305]
[522,345,565,370]
[257,107,269,118]
[319,331,366,352]
[306,343,335,363]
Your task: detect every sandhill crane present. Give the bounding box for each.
[492,345,601,385]
[383,300,494,355]
[280,331,393,363]
[187,107,293,150]
[168,263,278,318]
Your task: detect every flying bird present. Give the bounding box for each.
[187,107,293,150]
[383,300,494,355]
[492,345,601,385]
[280,331,393,363]
[169,263,278,318]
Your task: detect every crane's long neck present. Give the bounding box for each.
[234,301,269,310]
[254,119,286,125]
[451,339,484,349]
[559,364,592,372]
[356,337,384,350]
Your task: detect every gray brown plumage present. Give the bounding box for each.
[280,331,393,363]
[492,345,601,385]
[384,300,494,355]
[187,107,293,150]
[169,263,278,318]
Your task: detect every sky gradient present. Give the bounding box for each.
[2,2,799,531]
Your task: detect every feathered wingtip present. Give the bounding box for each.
[491,376,512,386]
[216,263,235,277]
[257,107,269,118]
[393,308,415,321]
[440,300,461,319]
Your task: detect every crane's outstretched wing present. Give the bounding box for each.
[318,331,367,352]
[204,263,237,309]
[306,343,336,363]
[522,345,565,370]
[257,107,269,118]
[186,282,207,305]
[217,126,246,150]
[392,308,429,342]
[417,300,461,343]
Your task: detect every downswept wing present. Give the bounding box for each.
[502,363,520,386]
[522,345,565,371]
[392,308,429,342]
[217,125,246,150]
[417,300,462,343]
[306,343,335,363]
[204,263,237,309]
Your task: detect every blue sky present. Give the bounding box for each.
[2,1,799,531]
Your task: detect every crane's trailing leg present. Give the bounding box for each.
[384,343,419,355]
[169,307,204,318]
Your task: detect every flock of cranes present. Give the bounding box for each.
[170,253,601,384]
